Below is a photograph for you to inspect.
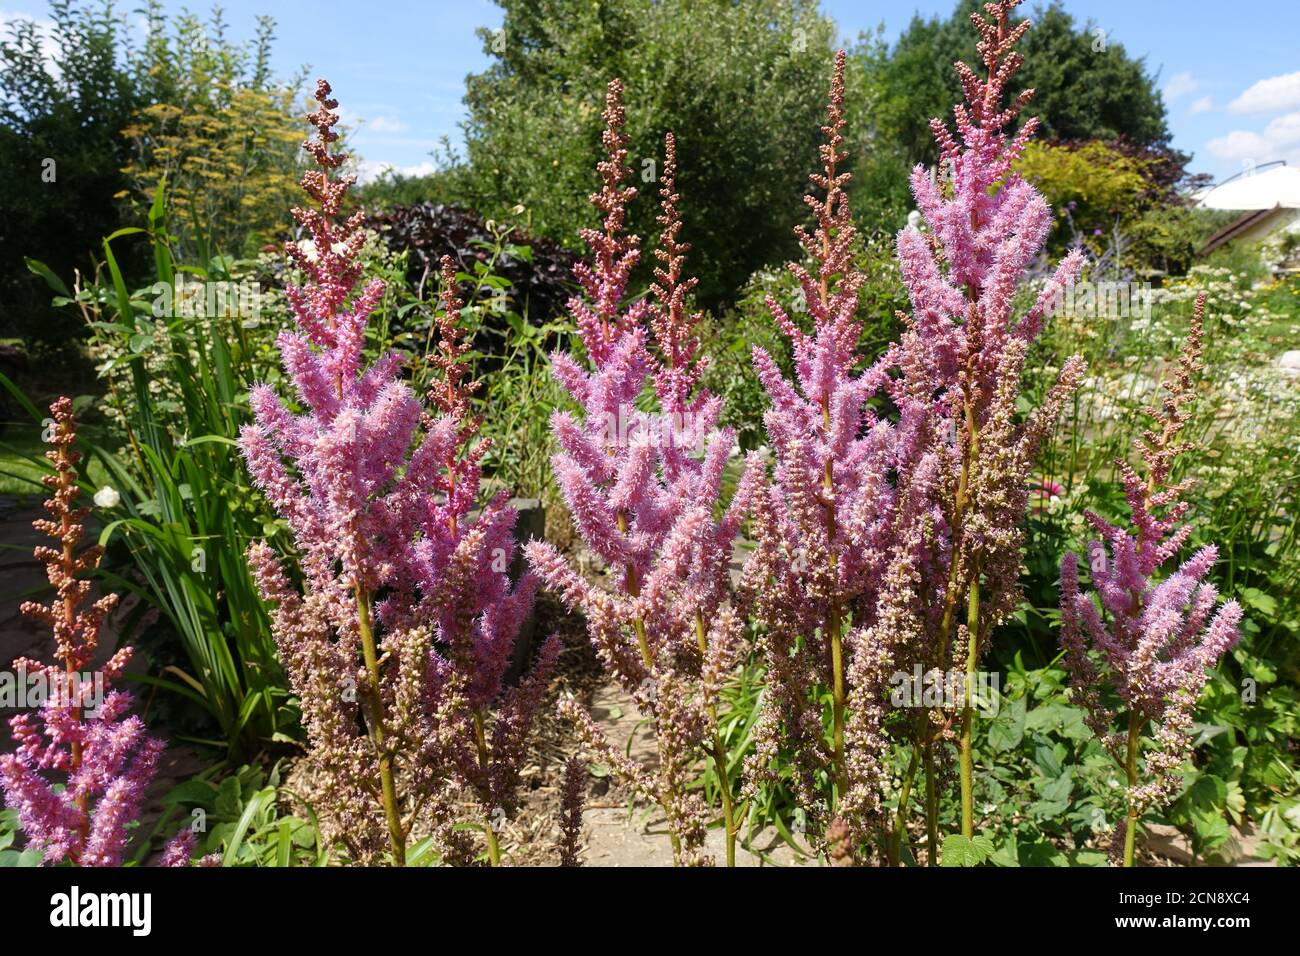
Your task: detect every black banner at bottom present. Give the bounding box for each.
[2,862,1290,943]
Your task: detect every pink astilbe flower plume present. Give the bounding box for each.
[0,398,162,867]
[241,79,551,866]
[885,0,1087,854]
[740,50,908,851]
[1060,293,1241,866]
[744,7,1088,862]
[527,82,758,865]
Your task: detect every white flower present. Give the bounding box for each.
[93,485,121,508]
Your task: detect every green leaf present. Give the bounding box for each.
[988,695,1026,752]
[223,790,274,866]
[215,777,243,820]
[990,834,1020,867]
[1187,773,1227,813]
[0,847,44,867]
[1033,744,1064,778]
[1021,839,1068,866]
[1192,812,1230,848]
[24,257,70,297]
[1067,850,1109,866]
[1240,587,1277,617]
[941,833,985,867]
[0,371,43,423]
[1039,769,1074,803]
[164,779,219,807]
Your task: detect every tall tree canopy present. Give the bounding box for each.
[853,0,1171,227]
[458,0,855,307]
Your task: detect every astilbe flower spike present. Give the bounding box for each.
[887,0,1087,855]
[740,50,906,851]
[527,81,758,865]
[153,827,213,867]
[241,79,552,866]
[556,755,586,866]
[1060,293,1241,866]
[0,398,160,866]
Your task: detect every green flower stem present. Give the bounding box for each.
[1123,710,1141,867]
[355,585,406,866]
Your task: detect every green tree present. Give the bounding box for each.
[120,5,306,259]
[0,0,138,345]
[855,0,1170,225]
[458,0,850,307]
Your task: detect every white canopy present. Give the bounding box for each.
[1198,164,1300,210]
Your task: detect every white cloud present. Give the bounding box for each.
[1190,96,1213,115]
[1229,70,1300,114]
[334,107,409,135]
[354,159,437,184]
[1207,110,1300,166]
[367,116,407,134]
[1163,71,1198,101]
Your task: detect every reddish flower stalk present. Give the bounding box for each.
[1,398,158,866]
[741,51,902,850]
[649,131,708,415]
[428,255,482,438]
[242,80,551,866]
[556,755,586,867]
[528,82,757,865]
[1060,293,1241,866]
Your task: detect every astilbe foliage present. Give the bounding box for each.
[526,81,757,866]
[1,399,159,866]
[1060,292,1241,866]
[241,79,552,866]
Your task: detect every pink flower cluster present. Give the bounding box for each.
[526,81,756,865]
[1061,293,1241,861]
[1,398,171,866]
[3,659,161,867]
[241,80,551,865]
[741,1,1090,855]
[891,0,1087,653]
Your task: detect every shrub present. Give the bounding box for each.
[120,8,305,259]
[458,0,844,306]
[365,202,578,325]
[0,0,138,345]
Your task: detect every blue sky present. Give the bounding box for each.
[3,0,1299,184]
